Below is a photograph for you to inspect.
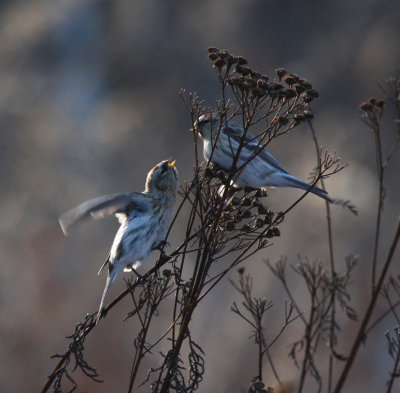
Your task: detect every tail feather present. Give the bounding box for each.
[96,264,123,324]
[274,174,333,203]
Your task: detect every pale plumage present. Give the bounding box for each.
[59,159,178,323]
[195,113,332,202]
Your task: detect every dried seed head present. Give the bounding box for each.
[241,198,252,206]
[283,75,296,86]
[235,64,245,74]
[275,68,287,79]
[225,203,234,212]
[281,88,297,98]
[208,52,218,61]
[234,215,242,223]
[277,115,289,125]
[258,204,269,214]
[252,381,265,390]
[241,223,251,232]
[257,79,268,89]
[294,113,306,122]
[303,94,314,103]
[222,211,231,220]
[225,221,235,231]
[251,71,261,79]
[368,97,376,105]
[239,82,249,92]
[242,210,252,218]
[266,229,274,238]
[264,210,274,225]
[307,88,319,98]
[303,110,314,119]
[376,98,385,108]
[255,218,264,228]
[213,58,226,68]
[227,77,240,86]
[255,188,269,197]
[299,78,312,89]
[237,266,245,274]
[273,226,281,236]
[271,83,284,90]
[231,197,241,206]
[219,50,229,59]
[226,55,235,65]
[245,79,257,88]
[237,56,248,65]
[294,83,306,94]
[252,87,265,97]
[241,67,251,76]
[360,101,373,111]
[228,186,240,196]
[207,46,218,53]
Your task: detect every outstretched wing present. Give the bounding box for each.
[223,123,288,174]
[59,192,152,235]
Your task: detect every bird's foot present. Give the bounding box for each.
[152,239,170,251]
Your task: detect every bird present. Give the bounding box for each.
[194,113,332,202]
[59,159,178,323]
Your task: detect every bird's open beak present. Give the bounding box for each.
[168,160,176,169]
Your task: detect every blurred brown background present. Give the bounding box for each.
[1,0,400,392]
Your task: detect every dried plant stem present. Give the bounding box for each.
[333,216,400,393]
[371,118,384,290]
[308,120,337,393]
[386,337,400,393]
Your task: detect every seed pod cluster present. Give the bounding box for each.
[206,46,320,133]
[359,96,385,128]
[203,181,280,239]
[359,97,385,112]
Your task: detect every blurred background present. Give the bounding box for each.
[1,0,400,392]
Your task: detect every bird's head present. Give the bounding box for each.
[145,159,178,199]
[193,112,219,140]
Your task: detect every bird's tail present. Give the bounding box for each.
[96,264,123,324]
[275,173,333,202]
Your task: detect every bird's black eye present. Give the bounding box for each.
[161,161,168,173]
[199,118,210,125]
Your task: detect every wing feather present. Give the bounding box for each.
[223,125,288,173]
[59,192,152,235]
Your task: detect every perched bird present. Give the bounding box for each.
[194,113,332,202]
[59,159,178,323]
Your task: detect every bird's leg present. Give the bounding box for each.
[132,269,142,279]
[152,240,172,266]
[124,263,143,279]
